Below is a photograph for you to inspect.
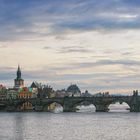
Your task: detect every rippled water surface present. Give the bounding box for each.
[0,111,140,140]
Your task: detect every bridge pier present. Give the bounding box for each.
[95,104,109,112]
[63,97,76,112]
[6,106,16,112]
[34,105,44,112]
[63,105,76,112]
[129,90,140,112]
[130,104,140,112]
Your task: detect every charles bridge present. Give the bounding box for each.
[0,90,140,112]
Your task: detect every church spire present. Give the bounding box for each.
[17,65,21,79]
[14,65,24,88]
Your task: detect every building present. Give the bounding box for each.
[30,81,42,98]
[30,82,55,98]
[0,84,7,99]
[14,65,24,89]
[18,87,32,99]
[94,92,109,97]
[66,84,81,97]
[6,65,25,99]
[17,87,33,111]
[7,88,18,99]
[81,90,93,97]
[55,89,67,97]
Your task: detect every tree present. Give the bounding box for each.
[37,84,54,98]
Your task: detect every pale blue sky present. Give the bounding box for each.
[0,0,140,93]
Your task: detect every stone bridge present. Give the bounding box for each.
[0,91,140,112]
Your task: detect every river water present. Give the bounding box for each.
[0,105,140,140]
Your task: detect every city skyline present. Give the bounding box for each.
[0,0,140,93]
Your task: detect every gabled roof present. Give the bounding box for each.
[30,82,42,88]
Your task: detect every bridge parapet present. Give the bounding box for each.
[0,95,139,112]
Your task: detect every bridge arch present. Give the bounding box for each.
[16,100,34,111]
[43,101,63,112]
[107,100,130,112]
[0,103,7,111]
[72,100,96,112]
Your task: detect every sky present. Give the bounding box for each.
[0,0,140,94]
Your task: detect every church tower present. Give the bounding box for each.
[14,65,24,89]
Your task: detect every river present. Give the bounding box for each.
[0,105,140,140]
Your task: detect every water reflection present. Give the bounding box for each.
[76,105,96,113]
[0,112,139,140]
[14,114,24,140]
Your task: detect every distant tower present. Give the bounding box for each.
[14,65,24,88]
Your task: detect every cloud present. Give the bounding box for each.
[69,59,140,69]
[57,46,91,53]
[0,62,140,93]
[0,66,15,80]
[94,59,140,66]
[42,45,91,53]
[22,67,140,93]
[43,46,52,49]
[31,59,140,73]
[0,1,140,93]
[121,52,132,56]
[0,44,7,48]
[122,0,140,6]
[0,0,140,41]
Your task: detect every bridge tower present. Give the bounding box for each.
[130,90,140,112]
[14,65,24,89]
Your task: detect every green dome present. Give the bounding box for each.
[67,84,81,94]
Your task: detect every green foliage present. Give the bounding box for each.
[37,84,54,98]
